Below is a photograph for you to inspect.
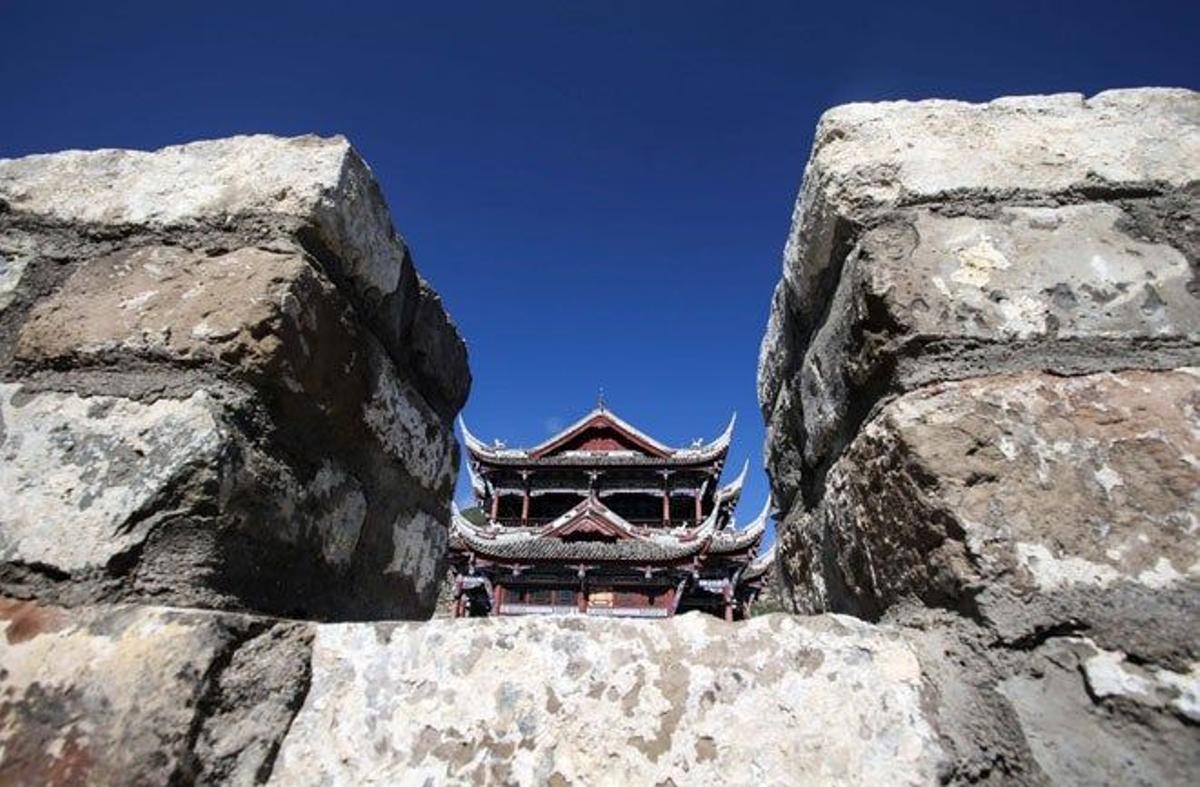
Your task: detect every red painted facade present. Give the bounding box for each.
[449,406,775,620]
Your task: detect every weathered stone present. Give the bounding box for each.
[797,204,1200,474]
[779,369,1199,647]
[0,136,466,619]
[759,88,1200,509]
[7,596,1196,786]
[0,378,449,619]
[0,384,226,573]
[0,598,311,786]
[997,637,1199,786]
[270,613,947,786]
[0,133,469,417]
[773,88,1199,358]
[10,240,457,494]
[760,89,1200,785]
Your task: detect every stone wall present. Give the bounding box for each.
[3,95,1198,786]
[0,135,469,620]
[2,596,952,786]
[759,89,1199,783]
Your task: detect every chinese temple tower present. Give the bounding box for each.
[448,404,775,620]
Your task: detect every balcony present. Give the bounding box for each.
[497,604,671,618]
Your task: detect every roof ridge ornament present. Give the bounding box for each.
[743,542,778,579]
[717,459,750,503]
[458,415,486,453]
[739,497,771,537]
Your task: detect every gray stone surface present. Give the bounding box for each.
[0,133,469,417]
[1,598,954,786]
[759,88,1200,511]
[0,597,311,786]
[5,598,1195,787]
[0,135,467,619]
[0,384,227,573]
[760,89,1200,785]
[996,637,1200,786]
[780,369,1199,651]
[270,612,946,786]
[798,204,1199,475]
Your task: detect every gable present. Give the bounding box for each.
[542,498,639,541]
[531,414,670,459]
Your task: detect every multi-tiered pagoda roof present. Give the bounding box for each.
[448,404,775,620]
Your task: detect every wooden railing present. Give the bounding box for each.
[498,604,671,619]
[493,518,699,529]
[586,607,669,618]
[499,603,580,616]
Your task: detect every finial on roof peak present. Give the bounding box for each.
[597,387,606,412]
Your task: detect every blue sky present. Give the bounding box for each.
[3,1,1196,540]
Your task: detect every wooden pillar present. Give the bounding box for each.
[453,578,464,618]
[493,584,504,615]
[723,583,733,622]
[520,471,531,523]
[490,492,500,521]
[694,489,702,524]
[661,470,671,525]
[578,569,589,615]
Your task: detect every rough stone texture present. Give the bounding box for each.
[783,369,1199,642]
[0,135,468,619]
[761,89,1200,785]
[0,135,469,416]
[780,369,1200,783]
[1,598,958,786]
[760,88,1200,512]
[798,204,1198,478]
[0,597,311,786]
[270,613,946,786]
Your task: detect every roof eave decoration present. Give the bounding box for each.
[450,503,529,544]
[716,458,749,503]
[652,503,721,546]
[741,497,771,540]
[710,497,771,552]
[743,542,777,580]
[674,412,736,461]
[464,454,487,496]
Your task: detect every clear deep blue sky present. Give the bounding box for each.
[3,1,1196,538]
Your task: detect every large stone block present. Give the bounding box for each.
[780,369,1199,652]
[774,87,1199,359]
[0,133,469,417]
[0,136,466,619]
[14,244,353,394]
[0,378,449,618]
[798,203,1200,473]
[0,598,311,786]
[758,88,1200,510]
[270,613,946,786]
[0,385,227,574]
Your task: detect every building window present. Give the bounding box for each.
[589,589,614,607]
[616,591,646,607]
